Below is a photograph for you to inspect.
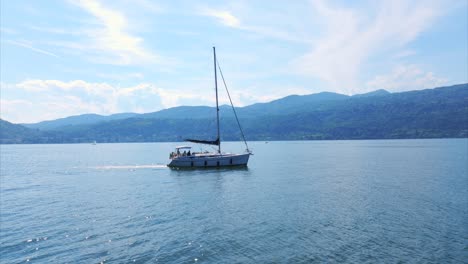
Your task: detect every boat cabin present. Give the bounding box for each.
[170,146,192,159]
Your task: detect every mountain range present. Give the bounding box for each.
[1,84,467,144]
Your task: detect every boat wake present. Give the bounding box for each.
[92,164,167,170]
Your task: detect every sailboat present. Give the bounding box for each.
[168,47,252,168]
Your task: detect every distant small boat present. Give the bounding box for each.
[92,141,97,145]
[168,47,252,168]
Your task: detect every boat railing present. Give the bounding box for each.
[170,150,215,159]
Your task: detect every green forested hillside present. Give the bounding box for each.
[1,84,467,144]
[22,113,139,130]
[0,119,54,144]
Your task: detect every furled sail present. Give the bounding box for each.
[185,138,220,146]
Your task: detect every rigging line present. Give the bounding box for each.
[216,58,250,152]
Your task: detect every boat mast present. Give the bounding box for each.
[213,46,221,154]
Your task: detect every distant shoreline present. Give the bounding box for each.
[1,137,467,145]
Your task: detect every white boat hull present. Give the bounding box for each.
[168,153,250,168]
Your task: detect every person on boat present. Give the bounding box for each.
[188,150,191,156]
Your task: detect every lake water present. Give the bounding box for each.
[1,139,467,263]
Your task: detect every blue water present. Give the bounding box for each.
[1,139,467,263]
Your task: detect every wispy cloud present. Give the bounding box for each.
[5,40,60,58]
[291,0,444,94]
[72,0,158,65]
[29,25,83,36]
[198,6,311,44]
[366,64,448,92]
[200,8,241,27]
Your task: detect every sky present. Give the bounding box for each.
[0,0,467,123]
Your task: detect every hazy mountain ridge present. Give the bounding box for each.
[21,90,377,130]
[1,84,467,144]
[22,112,139,130]
[0,119,53,144]
[352,89,390,97]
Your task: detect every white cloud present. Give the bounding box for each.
[72,0,158,65]
[115,83,153,96]
[5,40,60,58]
[2,79,216,123]
[200,8,241,27]
[29,25,81,35]
[198,6,312,44]
[16,79,114,97]
[292,0,444,94]
[0,97,98,124]
[366,64,448,92]
[0,99,36,123]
